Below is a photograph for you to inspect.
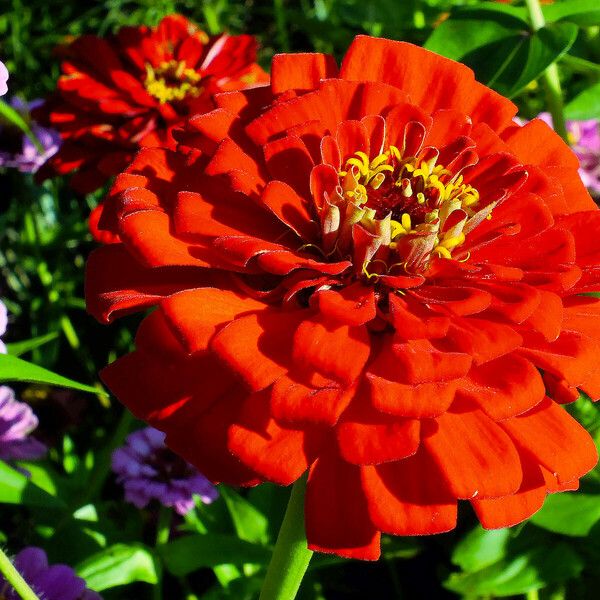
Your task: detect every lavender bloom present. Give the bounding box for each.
[0,386,47,462]
[537,112,600,196]
[112,427,219,515]
[0,97,61,173]
[0,547,101,600]
[0,60,7,96]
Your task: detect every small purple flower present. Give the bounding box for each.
[0,60,8,96]
[0,386,47,462]
[537,112,600,196]
[112,427,219,515]
[0,547,101,600]
[0,97,61,173]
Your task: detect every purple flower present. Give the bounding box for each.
[0,60,8,96]
[0,547,101,600]
[0,386,47,462]
[112,427,219,515]
[537,112,600,196]
[0,97,61,173]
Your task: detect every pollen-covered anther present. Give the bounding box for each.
[144,60,202,103]
[331,147,490,277]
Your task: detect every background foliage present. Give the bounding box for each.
[1,0,600,598]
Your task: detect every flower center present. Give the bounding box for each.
[147,447,195,481]
[335,147,491,275]
[144,60,202,104]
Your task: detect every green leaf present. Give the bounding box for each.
[445,542,584,597]
[75,543,159,591]
[565,81,600,120]
[0,353,105,395]
[158,534,272,576]
[544,0,600,26]
[0,460,66,508]
[425,19,516,65]
[6,332,58,357]
[220,486,270,545]
[531,493,600,536]
[452,527,512,572]
[0,99,44,152]
[426,20,578,98]
[450,2,530,28]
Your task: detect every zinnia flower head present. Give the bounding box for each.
[0,547,101,600]
[0,386,47,462]
[112,426,218,514]
[0,97,61,173]
[0,60,8,96]
[88,36,600,560]
[35,14,268,196]
[536,112,600,196]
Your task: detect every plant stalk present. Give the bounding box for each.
[524,0,569,142]
[259,476,313,600]
[0,546,41,600]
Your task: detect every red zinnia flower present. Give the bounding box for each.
[87,36,600,560]
[36,14,267,197]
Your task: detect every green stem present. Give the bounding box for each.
[560,54,600,77]
[524,0,568,142]
[273,0,290,52]
[259,476,313,600]
[155,505,172,546]
[526,589,540,600]
[73,408,134,508]
[0,546,41,600]
[153,506,172,600]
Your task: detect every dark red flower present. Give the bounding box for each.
[87,36,600,560]
[36,14,267,198]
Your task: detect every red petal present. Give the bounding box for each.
[390,339,472,384]
[270,373,354,426]
[443,318,523,364]
[271,53,338,94]
[388,294,450,340]
[211,308,306,391]
[263,135,314,198]
[228,388,324,485]
[306,450,381,560]
[160,288,265,353]
[362,451,457,535]
[292,317,371,385]
[503,119,579,170]
[336,392,420,465]
[261,180,318,241]
[339,36,516,131]
[315,282,376,326]
[85,244,211,323]
[367,373,459,418]
[409,286,492,316]
[458,354,545,420]
[164,387,261,487]
[424,403,522,499]
[472,454,546,529]
[500,397,598,484]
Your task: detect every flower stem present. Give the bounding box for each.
[153,506,172,600]
[524,0,569,142]
[155,505,172,546]
[259,476,313,600]
[0,546,41,600]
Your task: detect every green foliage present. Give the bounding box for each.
[75,543,160,591]
[0,353,104,394]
